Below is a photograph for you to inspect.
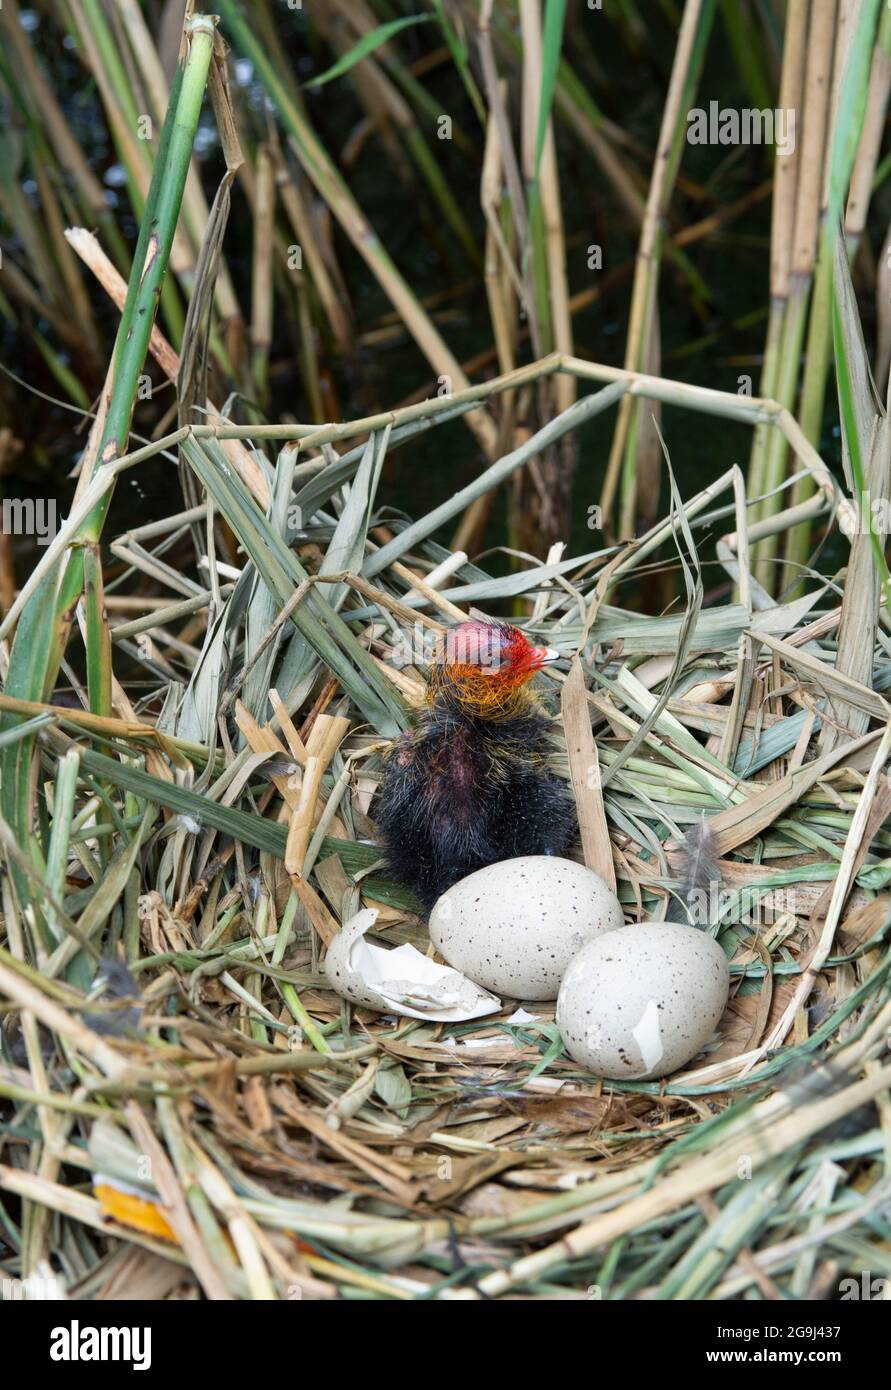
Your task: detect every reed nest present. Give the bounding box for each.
[3,2,891,1305]
[2,347,891,1301]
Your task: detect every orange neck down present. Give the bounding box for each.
[427,663,541,721]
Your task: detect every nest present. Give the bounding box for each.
[2,352,890,1302]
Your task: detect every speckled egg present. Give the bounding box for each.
[428,856,624,1001]
[556,923,729,1080]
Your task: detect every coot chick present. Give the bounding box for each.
[376,620,577,911]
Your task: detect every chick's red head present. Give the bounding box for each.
[434,620,559,713]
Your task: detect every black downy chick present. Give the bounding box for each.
[376,620,577,911]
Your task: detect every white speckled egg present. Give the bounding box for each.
[556,923,729,1080]
[428,856,624,1001]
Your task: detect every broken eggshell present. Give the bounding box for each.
[324,908,501,1022]
[556,921,730,1080]
[429,856,624,1001]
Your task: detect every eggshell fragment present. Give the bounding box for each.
[324,908,500,1021]
[429,856,624,1001]
[556,922,729,1080]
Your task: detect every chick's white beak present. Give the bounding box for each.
[534,646,561,665]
